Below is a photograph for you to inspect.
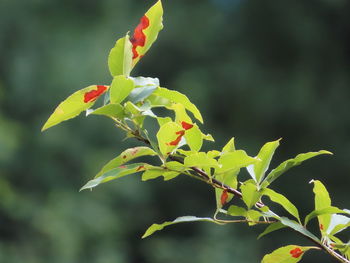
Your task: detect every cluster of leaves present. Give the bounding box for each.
[42,1,350,262]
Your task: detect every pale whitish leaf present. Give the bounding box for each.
[142,216,219,238]
[262,151,332,187]
[327,214,350,235]
[262,188,300,222]
[262,245,318,263]
[304,206,345,226]
[258,222,286,239]
[128,77,159,103]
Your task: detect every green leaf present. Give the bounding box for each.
[131,0,163,67]
[110,75,135,104]
[311,180,332,233]
[88,103,124,119]
[80,163,148,191]
[157,117,172,126]
[184,124,203,151]
[247,139,280,184]
[95,146,157,178]
[262,245,318,263]
[262,150,332,187]
[222,137,235,153]
[108,34,133,77]
[184,152,219,169]
[172,103,192,124]
[258,222,286,239]
[241,182,261,209]
[153,87,203,123]
[304,206,345,226]
[246,209,262,225]
[227,205,247,217]
[142,216,218,238]
[142,167,165,181]
[262,188,300,222]
[217,150,257,174]
[279,217,320,242]
[156,121,183,157]
[42,85,109,131]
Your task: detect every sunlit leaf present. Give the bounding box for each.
[227,205,247,217]
[110,75,135,104]
[157,121,184,157]
[184,124,203,151]
[108,34,133,77]
[142,216,218,238]
[304,206,345,226]
[247,139,280,184]
[262,150,332,187]
[221,137,235,153]
[42,85,109,131]
[311,180,332,234]
[262,245,318,263]
[241,182,261,209]
[131,0,163,67]
[217,150,257,174]
[95,146,156,178]
[153,87,203,123]
[184,152,219,169]
[88,103,124,119]
[262,188,300,222]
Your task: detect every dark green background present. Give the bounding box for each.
[0,0,349,262]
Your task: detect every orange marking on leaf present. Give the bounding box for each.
[167,130,185,146]
[119,165,127,169]
[181,121,193,130]
[84,85,107,103]
[220,189,229,206]
[290,247,303,258]
[320,224,324,230]
[131,148,139,156]
[122,155,127,159]
[136,165,145,171]
[130,15,150,59]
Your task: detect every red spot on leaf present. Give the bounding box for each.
[320,224,324,230]
[167,130,185,146]
[131,148,139,156]
[136,165,145,171]
[130,15,150,59]
[119,165,127,169]
[220,189,228,206]
[84,85,107,103]
[181,121,193,130]
[290,247,303,258]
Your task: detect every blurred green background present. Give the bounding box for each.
[1,0,349,262]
